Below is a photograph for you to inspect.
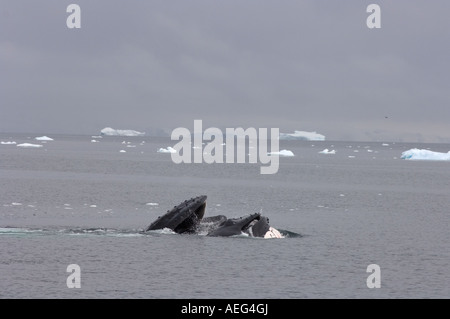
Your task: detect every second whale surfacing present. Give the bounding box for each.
[144,195,283,238]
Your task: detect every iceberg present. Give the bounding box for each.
[279,130,325,141]
[100,127,145,137]
[401,148,450,161]
[157,147,176,154]
[35,136,54,141]
[319,149,336,154]
[17,143,43,148]
[267,149,295,157]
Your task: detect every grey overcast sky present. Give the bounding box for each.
[1,1,449,142]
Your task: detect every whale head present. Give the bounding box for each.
[144,195,207,234]
[207,213,263,237]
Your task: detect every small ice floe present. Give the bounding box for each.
[348,155,356,158]
[90,205,97,208]
[318,149,336,154]
[1,141,16,145]
[11,202,22,206]
[157,147,176,154]
[382,143,390,146]
[267,149,295,157]
[91,139,99,143]
[146,203,159,206]
[35,136,54,141]
[17,143,43,148]
[119,150,126,153]
[400,148,450,161]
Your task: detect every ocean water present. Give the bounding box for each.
[0,134,449,299]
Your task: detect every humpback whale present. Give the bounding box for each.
[144,195,283,238]
[207,213,264,237]
[145,195,207,233]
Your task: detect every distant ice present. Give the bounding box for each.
[268,149,294,157]
[35,136,54,141]
[146,203,159,206]
[158,147,176,154]
[319,149,336,154]
[101,127,145,137]
[119,150,127,153]
[17,143,43,148]
[91,139,99,143]
[401,148,450,161]
[1,141,16,145]
[279,130,325,141]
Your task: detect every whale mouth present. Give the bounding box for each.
[222,214,261,231]
[240,214,262,232]
[174,201,206,233]
[206,213,263,237]
[144,195,207,234]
